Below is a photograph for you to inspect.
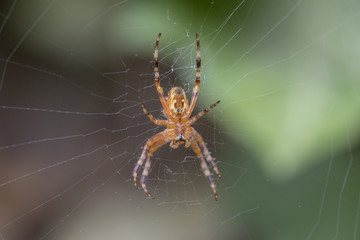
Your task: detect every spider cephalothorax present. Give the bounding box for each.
[133,33,221,200]
[167,87,189,116]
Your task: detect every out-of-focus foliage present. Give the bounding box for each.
[2,0,360,239]
[106,0,360,180]
[15,0,360,180]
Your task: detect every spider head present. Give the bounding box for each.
[167,87,189,116]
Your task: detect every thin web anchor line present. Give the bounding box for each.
[220,11,360,98]
[0,157,110,231]
[0,145,107,188]
[305,145,334,240]
[0,0,17,34]
[0,105,127,116]
[332,131,355,240]
[225,0,304,73]
[0,0,58,94]
[0,128,107,150]
[37,172,118,240]
[221,206,260,224]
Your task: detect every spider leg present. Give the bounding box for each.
[191,140,218,201]
[153,33,173,119]
[133,131,169,198]
[141,103,168,125]
[133,131,168,189]
[140,136,169,199]
[193,129,221,178]
[140,154,153,198]
[185,33,201,119]
[189,100,220,125]
[133,146,149,189]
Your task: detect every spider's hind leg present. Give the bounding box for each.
[133,131,169,199]
[133,145,149,189]
[140,154,155,199]
[190,140,218,201]
[193,129,221,178]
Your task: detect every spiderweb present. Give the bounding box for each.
[1,0,360,239]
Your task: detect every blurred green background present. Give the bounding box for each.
[0,0,360,239]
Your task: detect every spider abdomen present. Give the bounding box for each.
[167,122,193,149]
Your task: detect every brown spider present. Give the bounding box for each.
[133,33,221,200]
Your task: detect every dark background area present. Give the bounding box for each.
[1,0,360,239]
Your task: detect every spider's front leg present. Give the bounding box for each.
[153,33,173,118]
[185,33,201,118]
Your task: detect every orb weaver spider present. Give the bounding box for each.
[133,33,221,200]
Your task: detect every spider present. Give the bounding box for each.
[133,33,221,200]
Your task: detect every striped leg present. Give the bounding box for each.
[185,33,201,118]
[140,136,169,199]
[191,140,218,201]
[140,155,153,198]
[141,104,168,125]
[133,144,149,189]
[193,129,221,178]
[153,33,172,118]
[133,131,167,189]
[189,100,220,124]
